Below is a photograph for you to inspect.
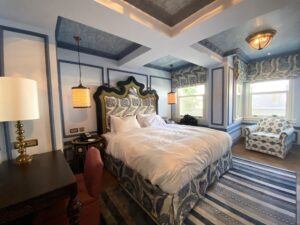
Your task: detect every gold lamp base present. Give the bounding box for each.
[14,120,32,165]
[15,154,32,165]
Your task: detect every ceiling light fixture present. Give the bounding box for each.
[246,29,276,50]
[71,36,91,108]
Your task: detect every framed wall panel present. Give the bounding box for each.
[58,60,103,137]
[211,67,224,126]
[2,29,54,157]
[227,67,234,125]
[150,76,171,118]
[107,68,148,88]
[0,124,6,163]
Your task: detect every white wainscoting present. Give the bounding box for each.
[3,30,52,156]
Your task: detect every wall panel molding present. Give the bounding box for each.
[150,75,171,117]
[0,25,55,159]
[211,67,225,126]
[57,59,104,138]
[107,68,148,88]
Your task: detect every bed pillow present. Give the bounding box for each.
[138,114,166,127]
[136,113,156,127]
[110,115,141,133]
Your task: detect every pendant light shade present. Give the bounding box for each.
[168,91,176,104]
[72,85,91,108]
[71,36,91,108]
[246,29,276,50]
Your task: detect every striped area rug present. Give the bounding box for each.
[100,157,297,225]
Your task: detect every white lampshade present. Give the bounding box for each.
[0,77,40,122]
[71,85,91,108]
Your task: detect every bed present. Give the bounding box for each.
[94,76,232,225]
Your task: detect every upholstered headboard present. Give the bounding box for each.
[93,76,158,134]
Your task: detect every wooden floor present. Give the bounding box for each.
[101,140,300,224]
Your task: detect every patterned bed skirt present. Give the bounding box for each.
[102,150,232,225]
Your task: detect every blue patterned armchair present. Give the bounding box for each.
[245,116,294,159]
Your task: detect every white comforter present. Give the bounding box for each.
[103,124,232,193]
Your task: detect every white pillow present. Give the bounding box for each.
[110,115,141,133]
[137,114,166,127]
[136,113,156,127]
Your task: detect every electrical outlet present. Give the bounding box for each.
[70,128,79,133]
[13,139,38,149]
[79,127,85,132]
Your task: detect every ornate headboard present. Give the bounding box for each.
[93,76,158,134]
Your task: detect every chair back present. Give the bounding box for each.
[84,147,103,198]
[257,116,291,134]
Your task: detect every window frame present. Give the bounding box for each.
[244,79,292,120]
[176,84,207,121]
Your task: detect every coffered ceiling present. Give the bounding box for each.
[0,0,297,71]
[122,0,215,26]
[199,3,300,61]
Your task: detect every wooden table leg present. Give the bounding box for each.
[67,194,81,225]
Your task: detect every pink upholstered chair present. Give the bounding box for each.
[34,147,103,225]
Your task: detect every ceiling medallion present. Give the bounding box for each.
[246,29,276,50]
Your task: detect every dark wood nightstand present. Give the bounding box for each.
[72,135,105,173]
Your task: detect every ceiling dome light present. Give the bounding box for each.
[246,29,276,50]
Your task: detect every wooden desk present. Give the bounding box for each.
[0,151,80,225]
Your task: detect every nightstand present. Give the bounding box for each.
[72,135,104,173]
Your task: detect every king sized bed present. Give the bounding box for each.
[94,76,232,225]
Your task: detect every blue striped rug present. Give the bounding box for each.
[100,157,297,225]
[185,157,297,225]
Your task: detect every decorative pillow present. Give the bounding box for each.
[139,114,166,127]
[110,115,141,133]
[136,113,156,127]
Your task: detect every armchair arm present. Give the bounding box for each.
[244,125,257,136]
[280,127,295,140]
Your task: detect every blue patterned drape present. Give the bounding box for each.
[247,53,300,82]
[171,65,207,88]
[233,53,300,82]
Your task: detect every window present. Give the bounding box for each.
[177,85,205,117]
[248,80,289,117]
[235,83,243,119]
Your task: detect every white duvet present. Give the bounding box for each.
[103,124,232,194]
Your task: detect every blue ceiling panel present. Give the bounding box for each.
[144,55,195,72]
[56,16,142,60]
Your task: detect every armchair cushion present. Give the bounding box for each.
[249,132,281,144]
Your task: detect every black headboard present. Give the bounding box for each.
[93,76,159,134]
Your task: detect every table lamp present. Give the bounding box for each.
[0,77,40,164]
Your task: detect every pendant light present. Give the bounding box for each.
[168,64,176,105]
[71,36,91,108]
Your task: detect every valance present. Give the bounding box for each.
[233,53,300,82]
[171,65,207,88]
[247,53,300,82]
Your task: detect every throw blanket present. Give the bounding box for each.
[103,124,232,193]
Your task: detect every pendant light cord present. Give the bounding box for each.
[75,36,82,86]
